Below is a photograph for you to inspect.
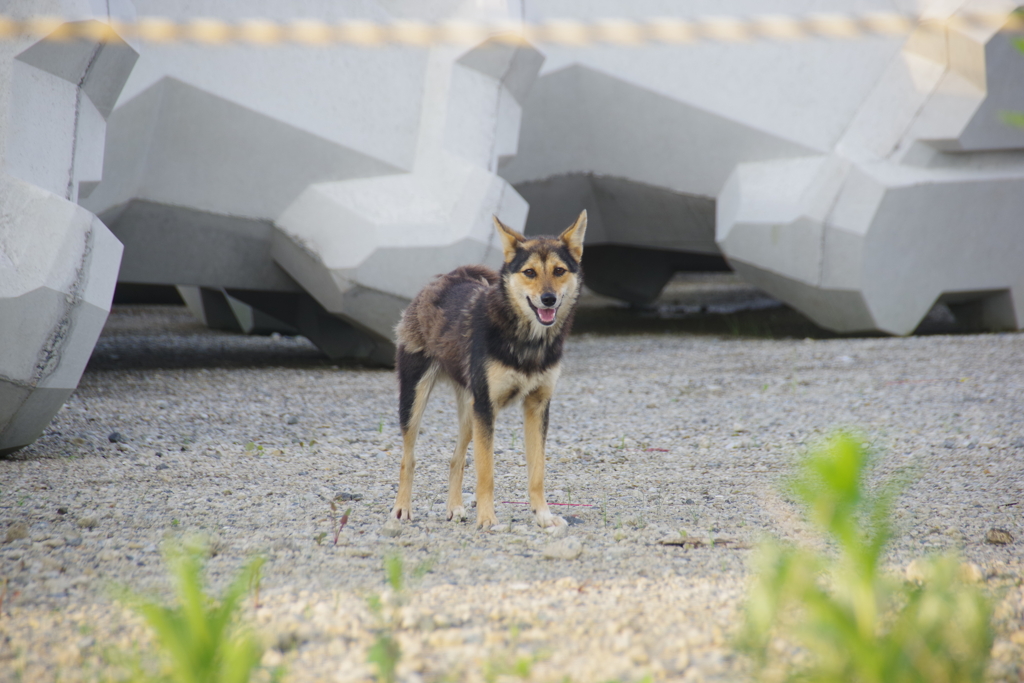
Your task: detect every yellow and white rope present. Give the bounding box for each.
[0,11,1021,46]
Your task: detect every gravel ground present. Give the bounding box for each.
[1,281,1023,682]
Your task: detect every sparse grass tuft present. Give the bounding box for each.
[739,433,993,683]
[366,554,406,683]
[115,537,274,683]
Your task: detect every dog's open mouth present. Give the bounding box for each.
[527,299,557,326]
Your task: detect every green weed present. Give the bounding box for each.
[366,631,401,683]
[365,553,437,683]
[116,537,274,683]
[739,433,992,683]
[1002,33,1024,128]
[483,651,537,683]
[366,554,406,683]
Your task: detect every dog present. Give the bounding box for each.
[389,210,587,529]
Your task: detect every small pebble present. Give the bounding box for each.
[959,562,984,583]
[542,537,583,560]
[985,528,1014,545]
[108,432,123,443]
[5,522,29,543]
[76,517,99,530]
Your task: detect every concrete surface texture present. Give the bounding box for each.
[81,0,1024,341]
[0,0,136,454]
[503,0,1024,332]
[81,0,541,363]
[717,0,1024,335]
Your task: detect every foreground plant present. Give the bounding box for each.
[365,552,439,683]
[739,433,993,683]
[117,537,272,683]
[366,554,406,683]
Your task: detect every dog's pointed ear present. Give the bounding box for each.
[559,210,587,262]
[493,215,526,263]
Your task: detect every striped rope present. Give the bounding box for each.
[0,11,1021,46]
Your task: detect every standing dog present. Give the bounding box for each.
[390,211,587,529]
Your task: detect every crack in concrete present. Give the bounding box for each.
[33,225,93,384]
[66,42,103,201]
[0,374,33,390]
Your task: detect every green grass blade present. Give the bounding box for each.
[1000,110,1024,129]
[742,432,993,683]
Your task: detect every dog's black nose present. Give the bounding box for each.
[540,292,557,307]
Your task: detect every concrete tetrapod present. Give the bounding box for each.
[717,3,1024,334]
[0,5,137,453]
[503,0,1024,333]
[83,1,541,362]
[0,179,124,455]
[272,36,543,356]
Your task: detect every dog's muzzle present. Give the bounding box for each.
[528,296,557,326]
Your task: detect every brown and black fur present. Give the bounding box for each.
[390,211,587,528]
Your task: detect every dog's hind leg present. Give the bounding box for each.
[391,347,437,521]
[446,388,473,522]
[524,388,566,529]
[471,407,499,529]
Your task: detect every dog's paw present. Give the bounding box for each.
[476,510,498,530]
[447,506,467,522]
[534,509,567,529]
[390,505,412,521]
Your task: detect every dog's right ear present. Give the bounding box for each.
[493,216,526,263]
[559,209,587,262]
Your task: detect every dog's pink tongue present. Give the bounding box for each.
[539,307,556,324]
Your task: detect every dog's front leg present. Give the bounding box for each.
[524,389,566,529]
[471,410,499,529]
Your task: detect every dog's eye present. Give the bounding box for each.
[522,269,537,278]
[553,267,566,277]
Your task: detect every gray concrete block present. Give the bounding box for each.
[718,6,1024,334]
[84,1,540,360]
[1,4,136,454]
[504,1,1024,334]
[0,179,124,454]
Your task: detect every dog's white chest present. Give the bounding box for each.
[485,362,561,409]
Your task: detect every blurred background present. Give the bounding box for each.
[3,0,1024,453]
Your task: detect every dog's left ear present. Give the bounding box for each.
[493,215,526,263]
[559,210,587,262]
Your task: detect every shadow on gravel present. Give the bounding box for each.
[88,277,986,372]
[85,305,340,372]
[85,334,336,372]
[572,301,846,339]
[572,293,972,340]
